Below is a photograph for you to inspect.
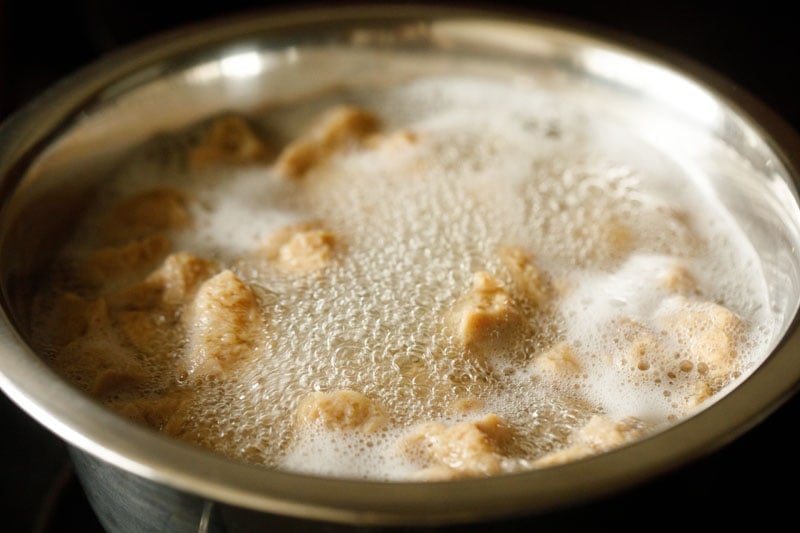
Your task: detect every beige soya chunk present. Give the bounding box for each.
[498,246,557,308]
[274,105,380,179]
[659,263,700,296]
[530,341,581,376]
[81,234,172,289]
[574,214,635,265]
[188,114,271,169]
[109,392,191,435]
[533,415,646,468]
[109,252,218,357]
[661,296,744,381]
[614,318,666,373]
[295,390,387,433]
[110,251,219,310]
[614,316,725,409]
[261,221,338,275]
[102,188,192,243]
[50,297,147,398]
[35,290,98,349]
[448,271,520,354]
[183,269,262,379]
[399,413,515,480]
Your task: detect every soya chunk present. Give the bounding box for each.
[154,252,219,306]
[530,341,581,375]
[614,318,666,373]
[533,415,645,468]
[275,106,380,179]
[660,296,743,380]
[103,188,191,243]
[37,290,95,348]
[400,413,514,480]
[82,235,171,288]
[184,270,262,378]
[659,264,699,296]
[613,316,719,410]
[189,115,270,169]
[572,215,635,266]
[295,390,386,433]
[111,251,218,310]
[448,271,518,352]
[262,222,337,275]
[110,393,189,433]
[498,246,555,307]
[116,309,177,358]
[51,298,147,397]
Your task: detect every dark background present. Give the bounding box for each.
[1,1,799,531]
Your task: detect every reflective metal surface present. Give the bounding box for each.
[2,5,800,529]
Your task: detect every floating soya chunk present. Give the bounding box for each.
[448,271,519,353]
[81,235,172,289]
[50,297,147,397]
[275,105,380,179]
[36,290,98,349]
[108,252,218,359]
[102,188,191,243]
[531,341,581,376]
[659,264,699,296]
[261,222,338,275]
[111,252,218,310]
[400,413,517,480]
[660,296,743,381]
[189,114,270,169]
[110,393,190,433]
[498,246,556,308]
[534,415,646,467]
[295,390,387,433]
[184,270,262,378]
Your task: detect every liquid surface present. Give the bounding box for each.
[30,76,776,480]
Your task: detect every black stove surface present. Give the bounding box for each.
[2,2,800,532]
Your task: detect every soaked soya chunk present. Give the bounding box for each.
[102,188,192,244]
[448,271,520,355]
[183,270,263,379]
[188,114,271,169]
[611,293,743,410]
[35,290,100,349]
[104,252,219,362]
[658,264,699,296]
[295,390,387,433]
[498,246,557,308]
[81,235,172,289]
[48,296,147,398]
[108,393,190,433]
[659,296,744,382]
[275,106,380,179]
[261,221,338,275]
[399,413,518,480]
[533,415,647,468]
[110,252,218,310]
[530,341,581,376]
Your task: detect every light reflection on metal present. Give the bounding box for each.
[582,48,721,126]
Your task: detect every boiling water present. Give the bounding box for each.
[34,76,777,480]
